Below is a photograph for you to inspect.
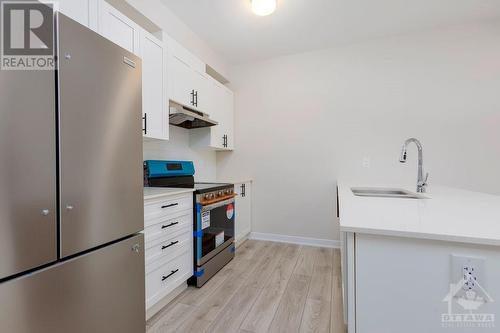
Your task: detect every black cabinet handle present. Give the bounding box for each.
[142,113,147,135]
[161,203,178,209]
[190,90,195,106]
[162,269,179,281]
[241,183,246,197]
[161,222,179,229]
[222,135,228,148]
[161,241,179,250]
[194,91,198,107]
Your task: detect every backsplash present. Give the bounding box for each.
[143,126,217,182]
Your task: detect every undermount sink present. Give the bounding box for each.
[351,187,428,199]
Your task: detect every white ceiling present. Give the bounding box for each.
[161,0,500,64]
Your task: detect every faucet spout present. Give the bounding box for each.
[399,138,428,193]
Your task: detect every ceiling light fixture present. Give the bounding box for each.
[251,0,277,16]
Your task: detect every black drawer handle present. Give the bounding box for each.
[161,222,179,229]
[162,269,179,281]
[161,203,178,209]
[161,241,179,250]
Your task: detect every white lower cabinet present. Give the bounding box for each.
[144,192,193,319]
[234,181,252,242]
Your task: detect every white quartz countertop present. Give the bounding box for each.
[217,178,253,184]
[338,183,500,246]
[144,187,194,200]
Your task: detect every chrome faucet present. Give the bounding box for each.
[399,138,429,193]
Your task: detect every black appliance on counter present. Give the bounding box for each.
[144,160,235,287]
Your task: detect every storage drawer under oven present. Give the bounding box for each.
[145,229,191,266]
[145,250,192,308]
[144,210,192,242]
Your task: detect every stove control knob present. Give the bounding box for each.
[209,193,215,200]
[204,194,210,200]
[218,191,223,196]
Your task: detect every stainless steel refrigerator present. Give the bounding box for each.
[0,11,145,333]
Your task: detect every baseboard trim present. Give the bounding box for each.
[249,232,340,248]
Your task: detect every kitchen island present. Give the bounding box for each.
[337,183,500,333]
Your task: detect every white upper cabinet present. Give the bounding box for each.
[169,54,195,108]
[190,77,235,151]
[222,87,234,150]
[168,39,208,112]
[192,69,209,113]
[96,1,168,141]
[139,31,169,141]
[97,0,140,54]
[56,0,98,29]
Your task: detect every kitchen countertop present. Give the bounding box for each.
[338,183,500,246]
[217,178,253,184]
[144,187,195,200]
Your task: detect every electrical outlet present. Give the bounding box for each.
[362,157,371,168]
[451,255,486,298]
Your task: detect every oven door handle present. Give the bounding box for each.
[201,197,235,210]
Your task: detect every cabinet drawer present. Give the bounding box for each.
[144,194,192,225]
[146,250,192,308]
[145,229,192,266]
[144,210,192,241]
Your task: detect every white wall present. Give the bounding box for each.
[144,126,216,181]
[217,22,500,241]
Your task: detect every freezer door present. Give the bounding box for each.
[0,57,57,278]
[0,234,145,333]
[58,14,144,257]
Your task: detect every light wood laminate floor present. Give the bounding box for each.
[146,240,346,333]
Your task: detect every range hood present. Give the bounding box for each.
[169,102,218,129]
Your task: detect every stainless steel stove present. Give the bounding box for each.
[144,161,235,287]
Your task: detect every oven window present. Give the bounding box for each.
[200,202,234,258]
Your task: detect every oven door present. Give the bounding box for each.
[195,197,235,266]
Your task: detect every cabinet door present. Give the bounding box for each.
[57,0,98,30]
[193,69,209,112]
[141,30,168,140]
[169,54,195,108]
[98,0,140,54]
[209,80,225,149]
[234,182,252,241]
[223,87,235,150]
